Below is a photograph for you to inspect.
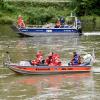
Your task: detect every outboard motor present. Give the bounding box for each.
[83,54,94,65]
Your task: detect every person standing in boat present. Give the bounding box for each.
[69,52,81,65]
[60,17,65,27]
[17,15,25,28]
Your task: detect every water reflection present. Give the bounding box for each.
[0,73,95,100]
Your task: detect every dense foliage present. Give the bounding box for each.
[0,1,71,24]
[70,0,100,16]
[0,0,100,24]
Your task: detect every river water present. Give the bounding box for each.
[0,33,100,100]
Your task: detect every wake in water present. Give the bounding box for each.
[92,67,100,73]
[84,32,100,36]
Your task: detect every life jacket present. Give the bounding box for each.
[31,51,43,65]
[54,58,61,66]
[31,56,43,65]
[21,21,25,28]
[46,55,53,65]
[31,60,38,65]
[46,53,61,66]
[53,53,60,59]
[17,17,25,28]
[17,19,22,26]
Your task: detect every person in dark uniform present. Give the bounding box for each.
[69,52,81,65]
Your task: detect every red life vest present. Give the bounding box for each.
[17,16,25,28]
[31,51,43,65]
[46,53,61,66]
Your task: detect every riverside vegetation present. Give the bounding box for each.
[0,0,100,32]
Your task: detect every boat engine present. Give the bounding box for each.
[83,54,94,65]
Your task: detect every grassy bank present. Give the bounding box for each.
[0,1,100,31]
[0,1,71,24]
[80,16,100,32]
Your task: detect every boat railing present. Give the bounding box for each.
[25,24,76,29]
[16,20,78,29]
[26,24,48,28]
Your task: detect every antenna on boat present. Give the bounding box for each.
[92,48,96,63]
[71,11,76,17]
[70,12,73,17]
[71,11,78,29]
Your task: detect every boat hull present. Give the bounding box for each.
[12,25,82,37]
[7,64,91,75]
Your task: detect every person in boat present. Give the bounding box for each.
[60,17,65,25]
[31,51,44,65]
[55,20,61,28]
[69,52,81,65]
[53,54,62,66]
[46,52,54,65]
[17,15,25,28]
[46,52,61,66]
[80,54,94,66]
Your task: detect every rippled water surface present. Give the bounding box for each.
[0,34,100,100]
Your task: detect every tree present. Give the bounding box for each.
[70,0,100,16]
[0,0,5,8]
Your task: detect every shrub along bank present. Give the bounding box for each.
[0,1,100,31]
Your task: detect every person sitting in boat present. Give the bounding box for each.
[46,52,61,66]
[53,54,62,66]
[69,52,81,65]
[31,51,44,65]
[46,52,54,65]
[55,20,61,28]
[17,15,25,28]
[80,54,94,66]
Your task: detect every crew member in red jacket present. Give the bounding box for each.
[31,51,43,65]
[17,15,25,28]
[46,52,61,66]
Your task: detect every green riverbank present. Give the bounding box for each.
[0,1,100,32]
